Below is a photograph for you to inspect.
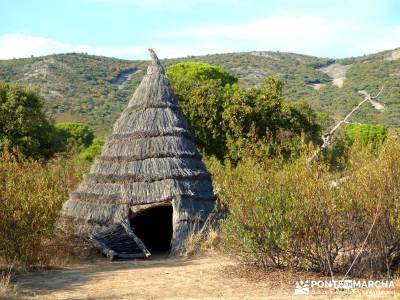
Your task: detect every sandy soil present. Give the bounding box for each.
[320,63,352,88]
[16,255,277,300]
[14,254,400,300]
[386,49,400,61]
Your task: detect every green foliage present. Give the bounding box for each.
[167,51,400,128]
[323,124,389,170]
[209,136,400,276]
[167,63,321,162]
[166,61,237,86]
[0,152,87,267]
[345,123,388,150]
[55,122,95,153]
[167,62,237,159]
[0,81,56,158]
[223,77,321,162]
[77,138,104,162]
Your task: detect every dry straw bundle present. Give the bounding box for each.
[58,49,215,252]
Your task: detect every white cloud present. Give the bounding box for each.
[0,33,148,60]
[157,12,400,57]
[165,14,341,52]
[1,12,400,60]
[0,32,233,60]
[0,33,72,59]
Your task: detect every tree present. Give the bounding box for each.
[54,122,95,153]
[223,77,321,161]
[167,62,237,159]
[77,138,104,162]
[167,63,321,162]
[0,81,56,158]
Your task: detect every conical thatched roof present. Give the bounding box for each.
[58,49,215,251]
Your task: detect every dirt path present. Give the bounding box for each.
[16,255,279,300]
[319,63,352,88]
[14,254,400,299]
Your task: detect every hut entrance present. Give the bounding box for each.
[130,204,173,253]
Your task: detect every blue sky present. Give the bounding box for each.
[1,0,400,59]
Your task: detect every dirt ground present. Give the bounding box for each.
[12,254,400,300]
[319,63,352,88]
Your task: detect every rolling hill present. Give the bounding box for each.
[0,49,399,136]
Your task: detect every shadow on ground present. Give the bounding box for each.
[17,253,198,296]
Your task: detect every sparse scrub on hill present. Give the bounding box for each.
[211,135,400,276]
[1,50,400,133]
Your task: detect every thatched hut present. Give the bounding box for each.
[58,49,215,257]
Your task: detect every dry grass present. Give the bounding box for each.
[0,265,17,300]
[0,151,88,270]
[211,135,400,276]
[184,228,220,256]
[181,218,221,256]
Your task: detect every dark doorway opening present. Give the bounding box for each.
[130,205,173,253]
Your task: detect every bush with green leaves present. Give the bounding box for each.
[324,124,389,170]
[345,123,388,150]
[0,81,56,158]
[224,77,321,162]
[77,138,104,162]
[54,122,95,153]
[167,63,321,162]
[167,62,237,159]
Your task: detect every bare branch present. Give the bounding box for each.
[373,85,385,99]
[307,87,384,165]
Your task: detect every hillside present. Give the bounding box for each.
[0,49,399,135]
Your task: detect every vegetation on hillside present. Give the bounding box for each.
[0,81,104,162]
[0,53,147,136]
[0,49,399,135]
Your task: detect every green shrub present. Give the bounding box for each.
[167,63,321,162]
[223,78,321,162]
[345,124,388,150]
[167,62,237,159]
[77,138,104,162]
[210,136,400,276]
[54,122,95,153]
[324,124,389,170]
[0,81,56,159]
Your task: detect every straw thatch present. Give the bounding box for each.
[58,49,215,253]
